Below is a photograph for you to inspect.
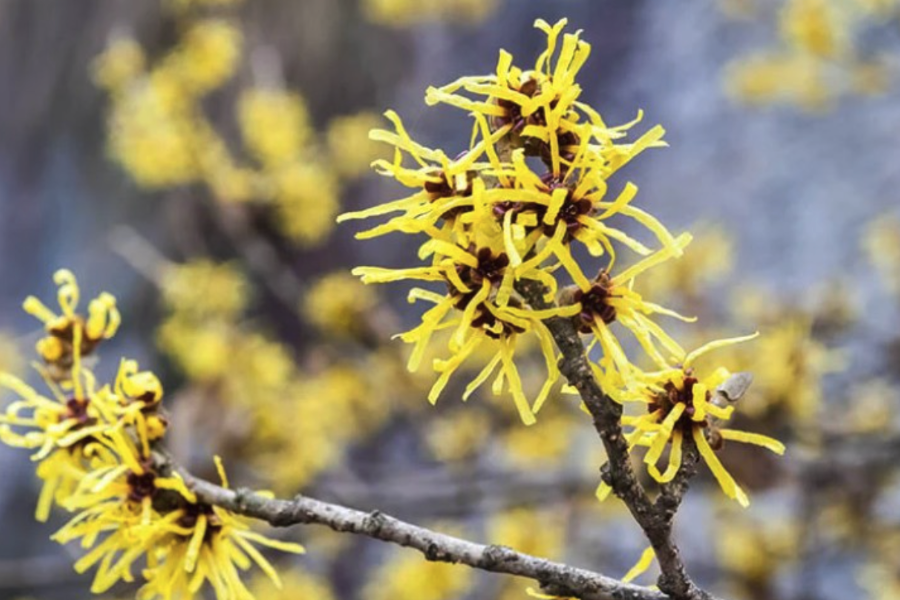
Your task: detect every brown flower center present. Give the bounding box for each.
[647,374,714,436]
[573,272,617,332]
[537,177,592,241]
[423,165,475,221]
[127,470,158,503]
[445,247,524,339]
[492,78,540,132]
[62,397,96,428]
[177,502,224,541]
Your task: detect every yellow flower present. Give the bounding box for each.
[4,270,302,600]
[326,111,388,178]
[425,409,492,463]
[137,503,304,600]
[248,570,336,600]
[479,149,680,295]
[633,224,734,302]
[364,533,472,600]
[161,19,242,96]
[160,260,250,320]
[598,336,784,507]
[107,74,200,188]
[571,234,695,377]
[0,356,165,521]
[303,271,379,338]
[779,0,848,58]
[425,19,666,178]
[93,38,146,92]
[726,53,831,110]
[272,161,341,245]
[425,19,591,178]
[354,240,577,424]
[238,88,312,168]
[0,271,170,525]
[337,109,510,240]
[137,461,304,600]
[22,269,119,375]
[346,16,688,427]
[1,348,109,464]
[52,436,197,594]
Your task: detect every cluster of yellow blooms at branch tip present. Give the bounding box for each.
[342,18,785,513]
[0,271,303,600]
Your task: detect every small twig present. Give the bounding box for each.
[207,201,307,312]
[108,225,169,284]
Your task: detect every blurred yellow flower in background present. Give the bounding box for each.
[303,272,378,337]
[425,409,493,463]
[160,260,249,320]
[362,0,498,27]
[364,532,473,600]
[238,88,313,168]
[780,0,848,58]
[248,570,336,600]
[715,511,797,589]
[161,19,243,95]
[93,38,146,92]
[633,225,734,304]
[272,161,341,245]
[863,214,900,296]
[725,0,896,109]
[326,111,388,178]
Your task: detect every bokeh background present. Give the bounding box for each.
[1,0,900,599]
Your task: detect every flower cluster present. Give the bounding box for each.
[0,271,303,599]
[154,260,400,495]
[93,1,383,246]
[344,19,784,506]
